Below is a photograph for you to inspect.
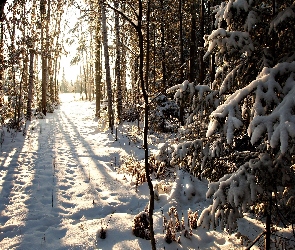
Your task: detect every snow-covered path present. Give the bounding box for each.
[3,94,288,250]
[0,94,150,249]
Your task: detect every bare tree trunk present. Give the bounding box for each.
[145,0,151,93]
[189,0,197,83]
[199,0,205,84]
[137,2,156,249]
[209,0,215,85]
[101,2,114,130]
[53,56,58,102]
[95,19,102,117]
[79,65,83,97]
[47,1,53,106]
[41,0,48,115]
[26,49,35,120]
[114,1,122,123]
[83,56,88,100]
[160,0,166,89]
[106,3,156,247]
[179,0,184,80]
[153,23,156,90]
[179,0,185,126]
[0,0,7,109]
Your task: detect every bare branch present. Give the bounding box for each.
[104,2,138,31]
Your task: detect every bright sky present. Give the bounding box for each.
[59,5,81,83]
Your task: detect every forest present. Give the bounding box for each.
[1,0,295,249]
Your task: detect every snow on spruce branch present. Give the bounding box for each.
[213,0,252,29]
[203,28,254,59]
[197,153,271,233]
[167,80,217,124]
[269,6,295,33]
[207,61,295,153]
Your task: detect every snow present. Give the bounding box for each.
[0,93,292,249]
[207,61,295,152]
[204,28,254,60]
[269,7,295,33]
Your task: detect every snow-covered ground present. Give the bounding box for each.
[0,93,292,249]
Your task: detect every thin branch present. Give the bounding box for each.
[245,231,265,250]
[104,2,138,31]
[126,2,139,19]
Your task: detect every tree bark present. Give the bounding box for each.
[179,0,184,81]
[0,0,7,108]
[101,2,114,130]
[26,49,35,120]
[160,0,166,88]
[199,0,205,84]
[179,0,185,126]
[189,0,197,83]
[41,0,48,115]
[138,2,156,249]
[106,2,156,248]
[114,1,122,123]
[95,18,102,118]
[145,0,151,93]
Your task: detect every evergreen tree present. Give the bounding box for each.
[169,0,295,240]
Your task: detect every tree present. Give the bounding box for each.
[114,1,122,123]
[40,0,49,115]
[106,1,156,249]
[94,9,102,118]
[0,0,8,110]
[101,1,114,129]
[167,1,295,246]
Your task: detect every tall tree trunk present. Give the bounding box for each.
[95,19,102,118]
[0,0,7,109]
[114,1,122,123]
[79,66,83,97]
[47,1,53,106]
[26,49,35,120]
[209,0,215,85]
[179,0,184,81]
[145,0,151,93]
[179,0,185,125]
[83,48,89,100]
[153,23,156,90]
[137,2,156,249]
[41,0,48,115]
[106,4,155,247]
[53,56,58,102]
[160,0,166,88]
[101,2,114,130]
[189,0,197,82]
[271,0,276,64]
[199,0,205,84]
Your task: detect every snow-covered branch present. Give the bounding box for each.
[197,153,271,233]
[207,62,295,152]
[204,28,254,59]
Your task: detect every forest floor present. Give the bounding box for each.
[0,93,293,249]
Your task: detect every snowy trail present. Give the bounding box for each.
[0,94,149,249]
[2,94,280,250]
